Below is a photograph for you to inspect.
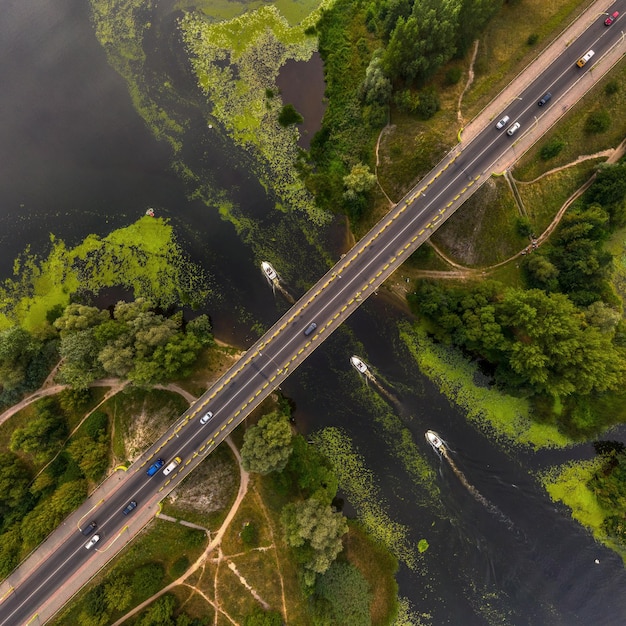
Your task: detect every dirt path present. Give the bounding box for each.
[457,40,480,124]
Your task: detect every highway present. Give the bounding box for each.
[1,4,625,624]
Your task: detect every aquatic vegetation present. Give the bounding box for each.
[538,459,626,563]
[417,539,429,553]
[399,323,570,449]
[314,426,420,570]
[0,217,210,331]
[180,5,331,224]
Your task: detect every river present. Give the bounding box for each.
[2,0,626,624]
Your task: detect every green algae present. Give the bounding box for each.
[179,4,332,225]
[0,217,209,332]
[314,426,420,570]
[399,322,570,450]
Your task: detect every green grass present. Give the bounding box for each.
[515,160,599,233]
[514,55,626,181]
[343,521,399,626]
[431,176,527,267]
[50,519,208,626]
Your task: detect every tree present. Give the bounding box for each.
[10,400,67,462]
[360,51,392,105]
[383,0,459,84]
[343,164,376,201]
[244,608,283,626]
[53,304,109,334]
[281,497,348,585]
[67,437,109,481]
[0,452,34,530]
[0,526,22,579]
[132,562,165,598]
[0,327,43,391]
[278,104,303,127]
[104,575,133,612]
[187,314,214,345]
[313,561,372,626]
[59,328,105,388]
[136,594,176,626]
[241,410,293,474]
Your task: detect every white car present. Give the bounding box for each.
[507,122,521,136]
[495,115,510,130]
[163,457,182,476]
[85,534,100,550]
[200,411,213,425]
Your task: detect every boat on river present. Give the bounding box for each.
[350,355,368,374]
[425,430,444,450]
[261,261,277,281]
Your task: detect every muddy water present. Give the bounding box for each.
[2,0,626,624]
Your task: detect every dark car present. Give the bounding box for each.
[538,92,552,106]
[81,521,97,536]
[605,11,619,25]
[146,458,165,476]
[303,322,317,336]
[122,500,137,515]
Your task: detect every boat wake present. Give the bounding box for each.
[426,430,515,530]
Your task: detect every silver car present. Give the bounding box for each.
[507,122,521,136]
[200,411,213,425]
[495,115,510,130]
[85,534,100,550]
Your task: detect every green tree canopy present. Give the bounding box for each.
[241,409,293,475]
[281,497,348,586]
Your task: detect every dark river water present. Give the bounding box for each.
[2,1,626,624]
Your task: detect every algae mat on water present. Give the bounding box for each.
[0,217,210,331]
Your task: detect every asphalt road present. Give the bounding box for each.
[1,4,625,624]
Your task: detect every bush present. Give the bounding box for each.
[540,138,565,160]
[241,521,258,547]
[83,410,108,439]
[170,556,190,578]
[416,88,440,120]
[585,109,611,134]
[527,33,539,45]
[605,80,619,96]
[515,216,533,237]
[132,562,165,598]
[445,66,463,85]
[278,104,303,127]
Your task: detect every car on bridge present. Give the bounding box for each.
[605,11,619,26]
[576,49,594,67]
[84,534,100,550]
[506,122,521,136]
[122,500,137,515]
[81,521,97,536]
[538,92,552,106]
[495,115,510,130]
[200,411,213,425]
[304,322,317,336]
[146,458,165,476]
[163,457,182,476]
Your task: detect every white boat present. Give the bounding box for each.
[350,355,368,374]
[425,430,444,449]
[261,261,277,281]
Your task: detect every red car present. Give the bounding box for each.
[605,11,619,26]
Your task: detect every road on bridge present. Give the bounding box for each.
[1,3,625,623]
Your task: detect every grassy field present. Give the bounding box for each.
[430,176,526,267]
[515,159,600,233]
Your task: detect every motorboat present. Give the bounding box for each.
[261,261,277,281]
[425,430,444,449]
[350,355,368,374]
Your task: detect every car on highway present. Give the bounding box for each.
[538,92,552,106]
[495,115,510,130]
[200,411,213,425]
[81,521,97,536]
[163,456,182,476]
[122,500,137,515]
[506,122,521,136]
[576,49,594,67]
[84,534,100,550]
[304,322,317,336]
[605,11,619,25]
[146,458,165,476]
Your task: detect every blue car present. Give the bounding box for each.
[146,458,165,476]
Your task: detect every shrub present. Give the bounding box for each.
[445,66,463,85]
[527,33,539,45]
[585,109,611,134]
[132,562,165,598]
[416,88,440,120]
[170,556,190,578]
[241,521,258,547]
[605,80,619,96]
[278,104,303,127]
[540,138,565,160]
[515,216,533,238]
